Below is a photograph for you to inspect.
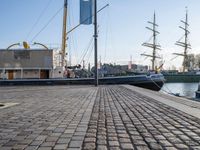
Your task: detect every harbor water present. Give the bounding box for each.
[162,83,199,99]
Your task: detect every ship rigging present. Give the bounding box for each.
[173,8,191,72]
[141,12,161,71]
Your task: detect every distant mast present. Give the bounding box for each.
[61,0,68,68]
[173,8,191,72]
[141,12,161,71]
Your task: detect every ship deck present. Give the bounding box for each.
[0,85,200,149]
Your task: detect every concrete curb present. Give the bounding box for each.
[123,85,200,119]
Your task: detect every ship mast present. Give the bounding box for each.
[61,0,68,68]
[141,12,161,71]
[173,8,191,72]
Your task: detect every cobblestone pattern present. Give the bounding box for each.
[82,86,200,150]
[0,86,97,150]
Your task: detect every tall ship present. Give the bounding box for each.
[162,9,200,83]
[141,12,162,71]
[0,0,165,91]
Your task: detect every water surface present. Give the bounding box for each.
[162,83,199,98]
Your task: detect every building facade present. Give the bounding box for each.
[0,49,53,79]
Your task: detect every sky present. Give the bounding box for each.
[0,0,200,69]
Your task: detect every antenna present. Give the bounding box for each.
[141,12,161,70]
[173,7,191,72]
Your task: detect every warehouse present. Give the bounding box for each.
[0,49,53,79]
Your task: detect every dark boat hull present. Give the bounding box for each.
[0,74,165,91]
[163,74,200,83]
[131,80,164,91]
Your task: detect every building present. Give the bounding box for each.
[0,49,53,79]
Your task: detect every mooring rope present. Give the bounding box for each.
[150,76,177,96]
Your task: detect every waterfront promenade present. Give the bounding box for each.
[0,85,200,150]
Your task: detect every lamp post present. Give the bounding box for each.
[94,0,98,86]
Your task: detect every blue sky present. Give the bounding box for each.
[0,0,199,69]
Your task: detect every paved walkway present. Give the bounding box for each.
[0,85,200,150]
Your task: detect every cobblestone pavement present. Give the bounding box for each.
[0,86,200,150]
[82,86,200,150]
[0,86,97,150]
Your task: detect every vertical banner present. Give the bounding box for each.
[80,0,93,25]
[64,0,68,8]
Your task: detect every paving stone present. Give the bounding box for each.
[83,142,96,149]
[131,135,143,140]
[154,135,166,140]
[167,137,182,144]
[164,147,178,150]
[108,141,120,147]
[159,140,173,147]
[69,141,83,148]
[133,140,147,146]
[35,136,47,141]
[97,139,107,145]
[45,136,59,142]
[148,142,163,150]
[54,128,65,133]
[41,141,56,147]
[38,147,52,150]
[145,137,157,143]
[171,130,184,135]
[1,86,200,150]
[84,138,96,143]
[0,146,13,150]
[97,145,107,150]
[25,146,39,150]
[175,144,189,149]
[109,147,121,150]
[136,146,150,150]
[12,144,28,150]
[67,148,81,150]
[56,138,70,144]
[193,136,200,141]
[118,138,131,143]
[19,139,34,145]
[108,137,118,141]
[192,146,200,150]
[60,133,73,138]
[74,132,86,136]
[120,143,134,149]
[53,144,68,149]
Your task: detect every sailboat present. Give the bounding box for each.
[173,8,191,73]
[161,9,200,82]
[0,0,165,91]
[141,12,162,71]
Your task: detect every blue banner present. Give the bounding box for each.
[80,0,93,25]
[64,0,68,8]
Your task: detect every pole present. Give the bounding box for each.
[94,0,98,86]
[61,0,68,68]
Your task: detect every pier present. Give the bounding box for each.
[0,85,200,150]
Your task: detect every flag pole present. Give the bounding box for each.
[94,0,98,86]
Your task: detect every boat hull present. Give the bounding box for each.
[163,74,200,83]
[131,80,164,91]
[0,74,165,91]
